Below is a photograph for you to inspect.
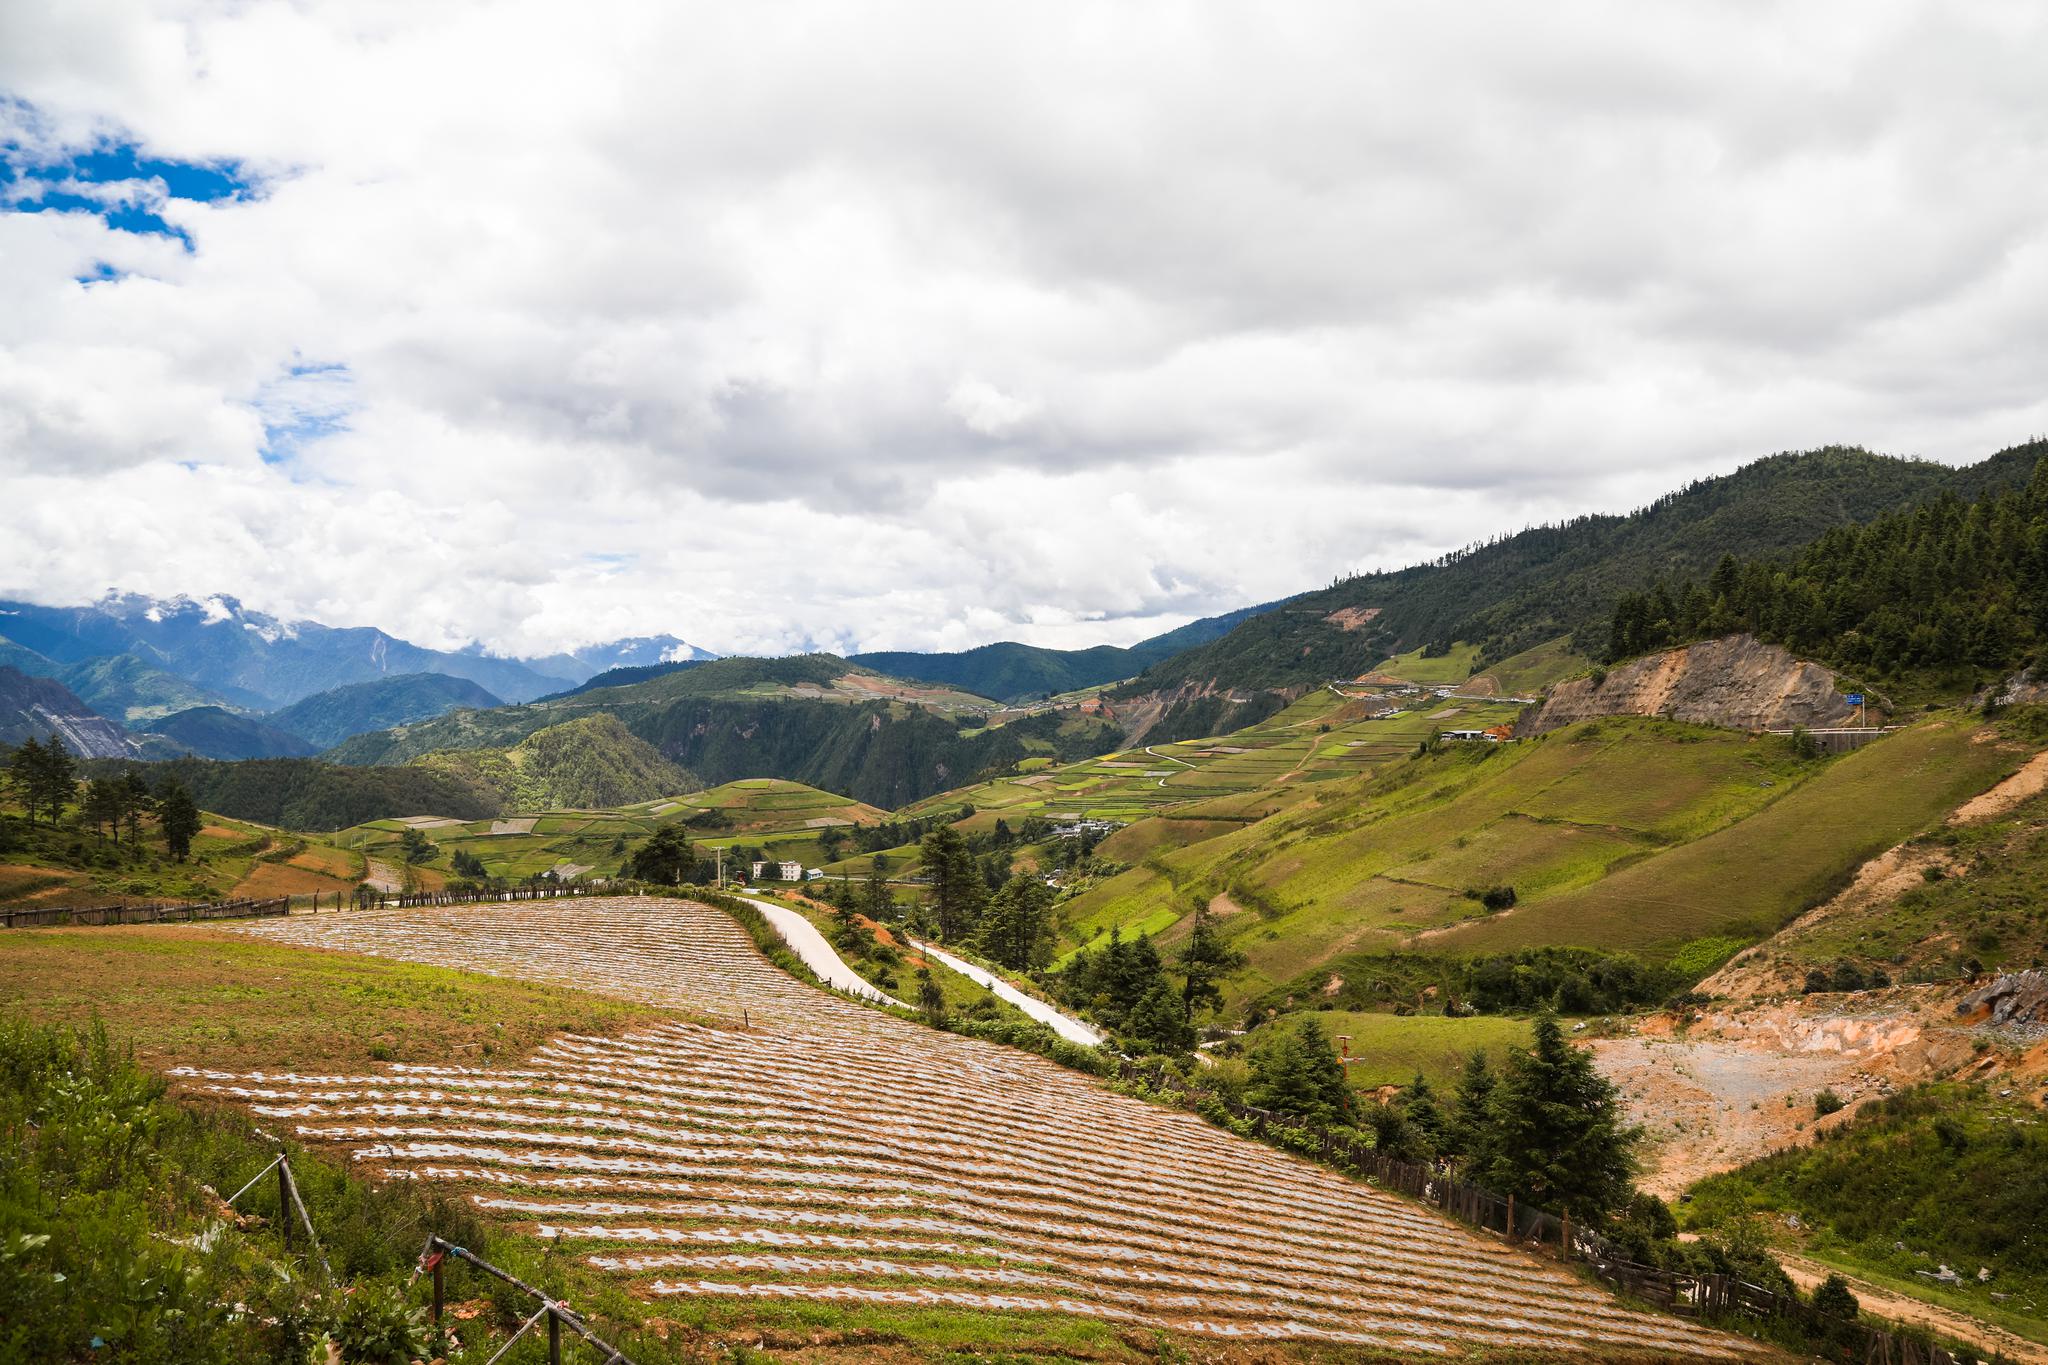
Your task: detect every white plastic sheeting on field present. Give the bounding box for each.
[184,898,1759,1358]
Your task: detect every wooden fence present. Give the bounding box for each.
[1,881,604,928]
[367,883,599,910]
[0,896,291,929]
[1118,1062,1980,1364]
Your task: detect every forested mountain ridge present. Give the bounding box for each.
[54,653,238,724]
[410,713,696,810]
[138,705,319,760]
[1122,444,2045,702]
[1605,449,2048,699]
[79,753,504,830]
[266,672,504,747]
[849,600,1284,702]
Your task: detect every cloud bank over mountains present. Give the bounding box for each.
[2,2,2045,656]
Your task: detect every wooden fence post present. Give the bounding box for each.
[278,1157,292,1252]
[432,1254,444,1324]
[1505,1193,1514,1240]
[547,1306,562,1364]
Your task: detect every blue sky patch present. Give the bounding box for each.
[253,362,355,466]
[2,114,256,249]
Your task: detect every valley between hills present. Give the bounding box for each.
[7,442,2048,1363]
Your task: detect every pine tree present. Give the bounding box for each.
[1248,1016,1352,1125]
[81,777,123,842]
[915,967,946,1024]
[28,735,75,828]
[156,779,201,862]
[862,862,895,921]
[626,824,694,884]
[919,825,986,941]
[7,736,47,824]
[1448,1051,1498,1173]
[1483,1010,1638,1220]
[979,874,1054,971]
[120,771,152,844]
[1124,978,1196,1055]
[1402,1072,1450,1157]
[1176,899,1248,1024]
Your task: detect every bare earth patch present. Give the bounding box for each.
[1596,993,1983,1197]
[1949,747,2048,824]
[1323,606,1382,632]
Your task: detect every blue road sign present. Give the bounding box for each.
[1846,693,1864,706]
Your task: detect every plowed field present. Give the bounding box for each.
[182,898,1756,1358]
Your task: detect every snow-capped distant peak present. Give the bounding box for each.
[200,595,234,624]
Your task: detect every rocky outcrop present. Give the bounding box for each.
[1956,970,2048,1030]
[1517,635,1867,737]
[0,664,145,758]
[1984,665,2048,708]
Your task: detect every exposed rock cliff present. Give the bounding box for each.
[1985,665,2048,708]
[1516,635,1866,737]
[0,665,147,758]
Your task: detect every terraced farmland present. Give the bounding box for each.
[194,897,1754,1358]
[826,690,1524,879]
[339,779,886,883]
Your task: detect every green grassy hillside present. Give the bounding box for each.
[1749,716,2048,985]
[1044,714,2029,1010]
[1430,717,2019,958]
[0,788,366,907]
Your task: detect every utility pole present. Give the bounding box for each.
[715,846,724,889]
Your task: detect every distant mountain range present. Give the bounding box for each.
[0,587,1283,770]
[0,594,707,711]
[21,443,2038,781]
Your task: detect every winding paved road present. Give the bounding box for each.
[739,894,906,1007]
[910,939,1106,1047]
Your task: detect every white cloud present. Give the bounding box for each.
[1,2,2045,656]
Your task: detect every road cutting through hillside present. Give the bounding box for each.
[738,893,905,1006]
[908,938,1107,1046]
[196,897,1761,1357]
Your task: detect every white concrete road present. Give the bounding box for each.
[910,938,1106,1047]
[739,894,907,1007]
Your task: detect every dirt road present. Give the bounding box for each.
[1776,1252,2048,1365]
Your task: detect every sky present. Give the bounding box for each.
[2,3,2046,660]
